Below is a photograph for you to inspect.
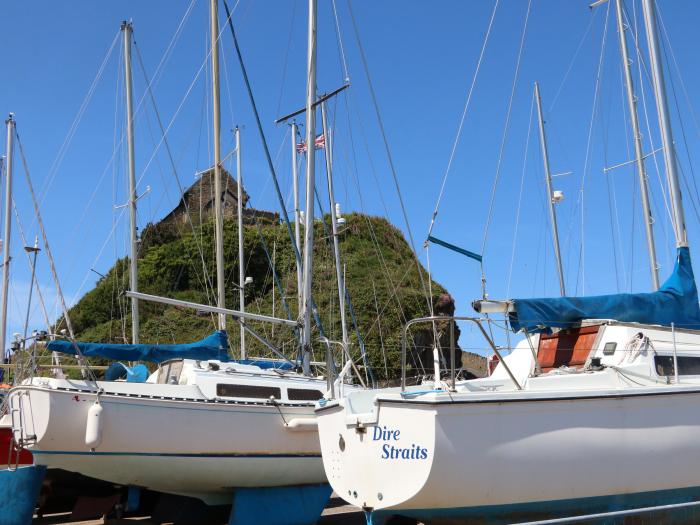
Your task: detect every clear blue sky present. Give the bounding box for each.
[2,0,700,355]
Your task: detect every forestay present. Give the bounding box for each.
[47,330,229,364]
[509,247,700,333]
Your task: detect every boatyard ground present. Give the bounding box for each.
[32,496,373,525]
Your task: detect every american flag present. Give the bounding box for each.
[296,133,325,153]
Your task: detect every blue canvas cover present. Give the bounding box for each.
[47,330,229,363]
[508,247,700,333]
[235,359,294,370]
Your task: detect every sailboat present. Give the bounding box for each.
[314,1,700,523]
[8,0,359,520]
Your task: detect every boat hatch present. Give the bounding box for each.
[537,325,600,372]
[157,359,184,384]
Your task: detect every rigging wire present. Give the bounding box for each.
[275,0,299,117]
[573,0,611,295]
[616,57,636,292]
[331,0,351,83]
[617,40,639,291]
[371,278,389,381]
[336,92,424,372]
[480,0,532,265]
[655,8,700,228]
[11,201,53,338]
[628,0,672,267]
[134,0,241,195]
[220,0,322,328]
[507,88,536,296]
[38,30,121,207]
[40,0,195,210]
[427,0,500,239]
[346,0,432,313]
[602,66,622,291]
[14,126,98,381]
[68,1,241,315]
[132,37,217,304]
[61,0,201,316]
[549,10,600,113]
[336,90,422,371]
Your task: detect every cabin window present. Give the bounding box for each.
[216,384,281,399]
[603,342,617,355]
[157,360,184,384]
[287,388,324,401]
[654,356,700,376]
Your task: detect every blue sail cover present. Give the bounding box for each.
[509,247,700,333]
[47,330,229,363]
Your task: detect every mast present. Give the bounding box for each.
[615,0,659,288]
[534,83,566,296]
[292,122,303,319]
[122,21,140,342]
[1,114,14,360]
[642,0,687,248]
[236,127,246,359]
[321,102,349,352]
[210,0,226,329]
[301,0,317,375]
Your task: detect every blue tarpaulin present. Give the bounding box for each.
[508,247,700,333]
[47,330,229,363]
[236,359,294,370]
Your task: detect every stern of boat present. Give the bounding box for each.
[316,390,436,512]
[7,380,89,460]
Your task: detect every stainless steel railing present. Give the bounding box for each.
[400,316,522,392]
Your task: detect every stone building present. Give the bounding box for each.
[161,167,278,227]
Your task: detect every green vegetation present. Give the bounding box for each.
[59,212,452,381]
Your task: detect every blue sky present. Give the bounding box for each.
[1,0,700,355]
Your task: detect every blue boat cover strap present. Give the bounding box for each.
[47,330,229,363]
[508,247,700,333]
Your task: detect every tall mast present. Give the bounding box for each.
[321,102,349,351]
[642,0,687,248]
[210,0,226,329]
[301,0,318,375]
[291,122,303,319]
[122,21,140,342]
[236,127,246,359]
[534,83,566,296]
[615,0,659,288]
[1,114,14,359]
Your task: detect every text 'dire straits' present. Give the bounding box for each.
[372,426,428,460]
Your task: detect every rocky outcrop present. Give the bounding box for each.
[409,293,486,381]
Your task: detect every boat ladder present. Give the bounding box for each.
[8,391,36,458]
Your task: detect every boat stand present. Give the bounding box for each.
[0,465,46,525]
[228,483,332,525]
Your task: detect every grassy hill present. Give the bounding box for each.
[61,211,469,381]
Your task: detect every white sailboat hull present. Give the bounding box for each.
[11,380,326,504]
[317,385,700,523]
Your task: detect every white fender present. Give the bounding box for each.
[85,402,104,449]
[285,418,318,432]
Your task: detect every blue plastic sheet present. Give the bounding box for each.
[235,359,294,370]
[508,247,700,333]
[47,330,229,363]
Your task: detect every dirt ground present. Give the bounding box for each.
[32,496,368,525]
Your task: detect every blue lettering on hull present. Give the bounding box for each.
[373,425,429,460]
